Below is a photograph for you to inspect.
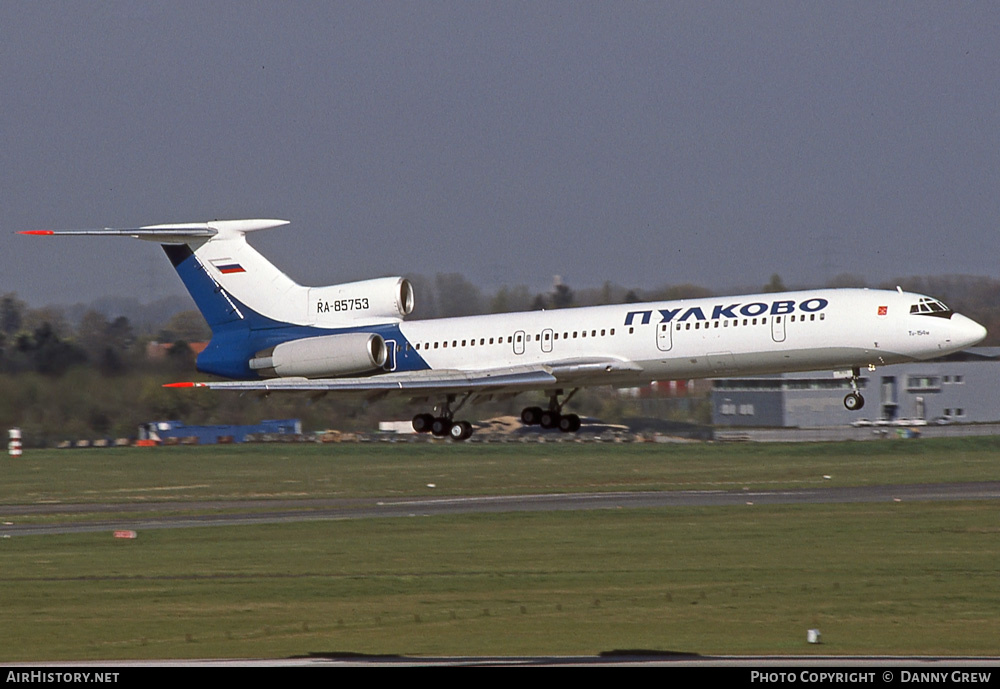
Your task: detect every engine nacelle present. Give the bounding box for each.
[249,333,387,378]
[308,277,414,322]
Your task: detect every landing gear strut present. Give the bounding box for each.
[843,366,865,411]
[521,389,582,433]
[412,393,475,441]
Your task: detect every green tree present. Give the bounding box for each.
[0,293,25,335]
[16,322,86,376]
[159,310,211,342]
[763,274,786,293]
[551,283,574,309]
[434,273,483,317]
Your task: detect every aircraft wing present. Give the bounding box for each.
[165,358,645,399]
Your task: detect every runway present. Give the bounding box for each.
[5,481,1000,537]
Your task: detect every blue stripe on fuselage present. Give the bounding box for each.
[197,319,430,379]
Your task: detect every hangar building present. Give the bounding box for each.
[711,348,1000,428]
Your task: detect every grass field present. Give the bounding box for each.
[2,438,999,660]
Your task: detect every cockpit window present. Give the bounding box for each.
[909,297,953,318]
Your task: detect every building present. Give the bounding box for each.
[711,348,1000,428]
[138,419,302,444]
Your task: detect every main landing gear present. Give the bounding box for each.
[411,388,586,441]
[412,394,474,441]
[520,389,582,433]
[843,366,865,411]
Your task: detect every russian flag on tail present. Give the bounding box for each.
[211,258,246,274]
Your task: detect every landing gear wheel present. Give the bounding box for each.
[558,413,581,433]
[449,420,473,441]
[412,413,434,433]
[521,406,543,426]
[431,417,453,437]
[539,410,561,429]
[844,392,865,411]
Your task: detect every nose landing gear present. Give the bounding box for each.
[843,366,866,411]
[844,391,865,411]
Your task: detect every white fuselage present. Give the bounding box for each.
[393,288,986,386]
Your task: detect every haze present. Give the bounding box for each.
[3,2,999,307]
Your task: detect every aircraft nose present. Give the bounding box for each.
[952,313,988,348]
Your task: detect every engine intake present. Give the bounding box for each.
[249,333,387,378]
[309,277,414,322]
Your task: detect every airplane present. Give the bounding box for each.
[21,218,988,440]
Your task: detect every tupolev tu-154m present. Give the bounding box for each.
[21,219,987,440]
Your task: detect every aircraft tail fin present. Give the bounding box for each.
[20,219,303,333]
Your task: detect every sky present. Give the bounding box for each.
[3,2,1000,307]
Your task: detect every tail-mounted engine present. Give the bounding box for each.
[249,332,387,378]
[308,277,414,323]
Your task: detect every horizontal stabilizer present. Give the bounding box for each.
[19,227,218,239]
[18,219,289,243]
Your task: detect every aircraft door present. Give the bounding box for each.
[771,315,786,343]
[513,330,526,355]
[383,340,398,371]
[541,328,553,353]
[656,321,673,351]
